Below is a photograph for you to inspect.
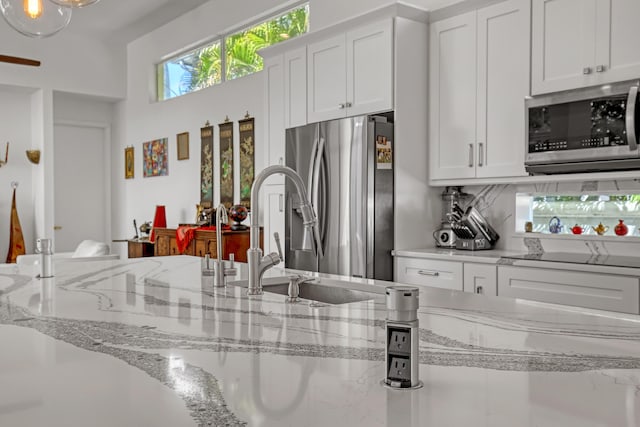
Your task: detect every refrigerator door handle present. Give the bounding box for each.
[307,136,320,203]
[311,137,325,258]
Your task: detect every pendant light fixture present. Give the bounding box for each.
[0,0,71,38]
[49,0,99,7]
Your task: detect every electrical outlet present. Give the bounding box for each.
[389,330,410,354]
[388,357,411,382]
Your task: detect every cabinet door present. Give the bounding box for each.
[594,0,640,84]
[263,184,285,260]
[498,266,639,314]
[307,34,347,123]
[463,263,497,296]
[264,55,285,182]
[531,0,597,95]
[429,11,478,180]
[476,0,529,178]
[346,19,394,117]
[284,47,308,128]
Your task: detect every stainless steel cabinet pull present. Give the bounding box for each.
[596,65,606,73]
[418,270,439,277]
[468,144,474,167]
[278,157,283,166]
[345,102,352,108]
[583,67,592,75]
[626,85,638,151]
[476,285,483,294]
[478,142,484,167]
[279,194,283,212]
[338,103,346,109]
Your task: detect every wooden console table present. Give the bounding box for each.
[128,239,155,258]
[152,227,262,263]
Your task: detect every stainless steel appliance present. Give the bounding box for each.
[525,80,640,174]
[285,114,394,280]
[433,187,471,248]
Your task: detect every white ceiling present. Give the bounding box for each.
[63,0,211,43]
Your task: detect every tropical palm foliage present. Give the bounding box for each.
[159,5,308,100]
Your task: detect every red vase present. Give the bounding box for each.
[149,205,167,243]
[614,219,628,236]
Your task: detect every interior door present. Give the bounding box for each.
[54,124,107,252]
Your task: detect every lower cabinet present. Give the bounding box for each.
[498,266,640,314]
[463,263,497,296]
[395,257,463,291]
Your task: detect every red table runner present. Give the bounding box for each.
[175,225,228,254]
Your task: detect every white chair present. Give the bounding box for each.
[16,240,120,266]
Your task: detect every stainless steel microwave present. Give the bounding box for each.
[525,80,640,174]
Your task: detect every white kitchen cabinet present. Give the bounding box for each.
[307,19,393,123]
[498,265,640,314]
[429,0,529,181]
[463,263,497,296]
[396,257,463,291]
[263,184,285,259]
[284,47,307,129]
[532,0,640,95]
[263,54,285,185]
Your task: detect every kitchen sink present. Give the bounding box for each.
[263,282,378,305]
[227,275,383,305]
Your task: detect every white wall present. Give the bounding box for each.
[0,22,124,99]
[0,86,36,255]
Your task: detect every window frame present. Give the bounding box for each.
[155,1,309,102]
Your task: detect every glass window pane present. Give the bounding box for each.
[157,40,222,101]
[225,4,309,81]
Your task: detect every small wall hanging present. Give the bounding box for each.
[143,138,168,177]
[0,141,8,167]
[124,146,134,179]
[177,131,189,160]
[200,122,214,206]
[219,116,234,210]
[238,112,255,209]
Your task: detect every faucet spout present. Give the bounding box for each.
[247,165,321,295]
[214,204,228,287]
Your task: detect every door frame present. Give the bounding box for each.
[51,120,112,252]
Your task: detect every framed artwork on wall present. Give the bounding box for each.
[238,113,255,209]
[177,132,189,160]
[219,117,234,210]
[143,138,168,177]
[200,124,214,205]
[125,146,134,179]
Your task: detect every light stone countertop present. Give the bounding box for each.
[1,256,640,426]
[393,247,525,264]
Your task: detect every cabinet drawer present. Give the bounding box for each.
[498,266,640,314]
[396,257,463,291]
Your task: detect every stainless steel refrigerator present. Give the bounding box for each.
[285,114,394,280]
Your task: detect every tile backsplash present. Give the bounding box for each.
[459,179,640,256]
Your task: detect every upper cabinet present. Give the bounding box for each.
[284,47,308,129]
[307,19,394,123]
[429,0,529,181]
[532,0,640,95]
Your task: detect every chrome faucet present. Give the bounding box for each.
[247,165,321,295]
[214,204,236,287]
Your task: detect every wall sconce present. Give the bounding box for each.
[26,149,40,164]
[0,142,8,167]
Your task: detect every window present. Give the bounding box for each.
[156,3,309,101]
[517,193,640,236]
